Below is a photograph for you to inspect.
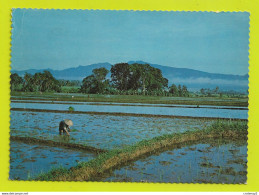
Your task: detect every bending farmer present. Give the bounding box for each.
[59,119,73,136]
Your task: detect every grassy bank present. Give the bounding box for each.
[33,120,247,181]
[11,136,107,154]
[11,92,248,107]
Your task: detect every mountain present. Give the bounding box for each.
[128,61,249,92]
[12,63,112,81]
[11,61,249,92]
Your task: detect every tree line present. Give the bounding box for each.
[11,71,61,92]
[10,63,190,97]
[81,63,189,96]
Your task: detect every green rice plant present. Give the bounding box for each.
[177,175,181,183]
[159,170,163,182]
[232,175,236,183]
[27,171,31,180]
[189,162,192,172]
[68,106,75,112]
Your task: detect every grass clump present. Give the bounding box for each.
[68,106,75,112]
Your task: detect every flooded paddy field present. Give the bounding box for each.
[101,140,247,183]
[9,97,248,183]
[11,99,248,110]
[10,93,248,107]
[10,110,212,150]
[9,141,96,180]
[11,101,248,119]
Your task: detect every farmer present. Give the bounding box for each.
[59,119,73,136]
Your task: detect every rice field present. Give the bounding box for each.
[9,98,248,183]
[10,110,212,150]
[101,140,247,183]
[9,141,96,180]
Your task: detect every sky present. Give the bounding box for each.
[11,9,250,75]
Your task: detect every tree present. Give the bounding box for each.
[146,66,168,93]
[127,63,168,95]
[182,85,189,97]
[93,67,109,82]
[169,84,178,96]
[81,67,109,94]
[111,63,130,91]
[39,71,61,92]
[22,71,61,92]
[178,85,182,96]
[23,73,35,92]
[10,73,23,91]
[81,75,98,94]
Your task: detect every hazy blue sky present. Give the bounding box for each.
[11,9,249,75]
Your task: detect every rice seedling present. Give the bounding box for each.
[68,106,75,112]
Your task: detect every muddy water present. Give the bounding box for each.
[11,102,248,119]
[10,111,212,150]
[9,141,96,180]
[102,140,247,183]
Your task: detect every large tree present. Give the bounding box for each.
[81,75,98,94]
[169,84,178,96]
[128,63,168,95]
[81,67,109,94]
[40,71,61,92]
[182,85,189,97]
[93,67,109,82]
[10,73,23,91]
[23,73,35,92]
[111,63,131,91]
[22,71,61,92]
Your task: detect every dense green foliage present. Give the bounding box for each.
[81,67,110,94]
[11,71,61,92]
[81,63,173,96]
[11,63,191,96]
[111,63,168,95]
[10,73,23,91]
[169,84,189,97]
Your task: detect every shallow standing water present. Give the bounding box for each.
[9,141,96,180]
[11,99,248,109]
[9,99,248,182]
[10,111,212,150]
[11,102,248,119]
[102,140,247,183]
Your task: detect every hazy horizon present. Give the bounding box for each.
[12,60,249,76]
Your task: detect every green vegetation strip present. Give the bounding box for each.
[10,136,107,154]
[11,108,247,121]
[33,120,247,181]
[11,96,248,107]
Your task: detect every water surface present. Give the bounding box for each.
[9,141,96,180]
[10,111,212,150]
[11,102,248,119]
[102,140,247,183]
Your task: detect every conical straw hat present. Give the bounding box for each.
[64,119,73,126]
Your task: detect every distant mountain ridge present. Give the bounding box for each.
[11,61,249,92]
